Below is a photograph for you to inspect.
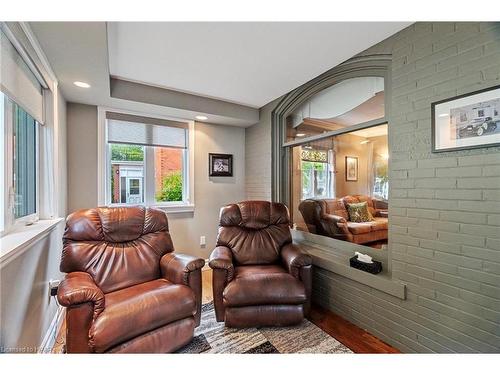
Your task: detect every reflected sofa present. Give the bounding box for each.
[298,195,388,244]
[57,206,204,353]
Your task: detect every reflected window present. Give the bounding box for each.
[286,76,385,142]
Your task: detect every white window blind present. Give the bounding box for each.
[0,29,44,124]
[106,112,188,149]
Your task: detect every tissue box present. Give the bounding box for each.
[349,255,382,274]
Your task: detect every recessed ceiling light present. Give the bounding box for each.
[438,113,449,117]
[360,139,370,144]
[195,115,208,121]
[296,133,306,137]
[73,81,91,88]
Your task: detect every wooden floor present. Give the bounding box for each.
[53,269,399,354]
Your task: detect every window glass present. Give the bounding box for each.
[154,147,184,203]
[13,102,37,219]
[109,143,145,204]
[108,142,186,205]
[286,77,384,142]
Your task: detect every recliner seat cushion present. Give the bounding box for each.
[223,265,307,307]
[90,279,195,352]
[371,217,388,231]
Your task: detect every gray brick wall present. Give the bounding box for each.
[245,98,280,200]
[314,22,500,353]
[245,22,500,352]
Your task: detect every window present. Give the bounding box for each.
[1,28,44,234]
[103,111,193,208]
[1,91,39,232]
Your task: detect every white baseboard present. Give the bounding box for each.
[39,305,63,353]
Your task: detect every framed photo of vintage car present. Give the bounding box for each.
[432,84,500,152]
[209,153,233,177]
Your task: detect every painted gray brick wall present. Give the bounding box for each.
[245,98,280,200]
[313,22,500,353]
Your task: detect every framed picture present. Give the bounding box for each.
[432,84,500,152]
[345,156,358,181]
[209,153,233,177]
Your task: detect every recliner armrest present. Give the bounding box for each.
[322,213,347,225]
[209,246,234,282]
[160,253,205,285]
[281,243,312,278]
[57,272,105,319]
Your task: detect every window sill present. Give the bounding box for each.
[292,229,406,300]
[153,204,195,214]
[0,218,64,266]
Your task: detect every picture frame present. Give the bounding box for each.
[345,156,358,181]
[431,84,500,152]
[209,153,233,177]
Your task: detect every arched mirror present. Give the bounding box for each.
[273,57,390,252]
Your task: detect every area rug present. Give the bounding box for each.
[177,302,352,354]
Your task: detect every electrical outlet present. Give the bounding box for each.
[49,279,60,297]
[200,236,206,247]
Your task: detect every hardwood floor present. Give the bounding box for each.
[52,269,399,354]
[308,304,400,353]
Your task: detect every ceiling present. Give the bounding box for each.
[108,22,410,108]
[30,22,411,127]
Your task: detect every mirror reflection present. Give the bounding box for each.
[291,124,389,250]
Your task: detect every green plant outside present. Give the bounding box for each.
[110,144,144,161]
[156,171,183,202]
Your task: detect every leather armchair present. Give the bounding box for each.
[57,206,204,353]
[209,201,312,328]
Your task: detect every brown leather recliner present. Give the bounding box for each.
[57,206,204,353]
[209,201,312,328]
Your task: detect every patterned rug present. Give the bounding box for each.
[177,302,352,354]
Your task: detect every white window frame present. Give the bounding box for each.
[1,93,40,236]
[97,106,195,213]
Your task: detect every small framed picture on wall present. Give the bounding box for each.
[345,156,358,181]
[432,84,500,152]
[209,153,233,177]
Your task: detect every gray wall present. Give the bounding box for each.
[245,98,280,200]
[248,22,500,352]
[65,104,246,259]
[67,103,98,214]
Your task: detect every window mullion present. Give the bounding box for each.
[145,146,155,206]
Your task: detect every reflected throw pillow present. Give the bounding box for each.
[347,201,374,223]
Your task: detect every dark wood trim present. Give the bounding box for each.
[309,304,401,354]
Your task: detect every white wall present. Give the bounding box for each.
[0,221,65,352]
[65,103,246,259]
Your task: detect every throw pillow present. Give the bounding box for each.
[347,201,374,223]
